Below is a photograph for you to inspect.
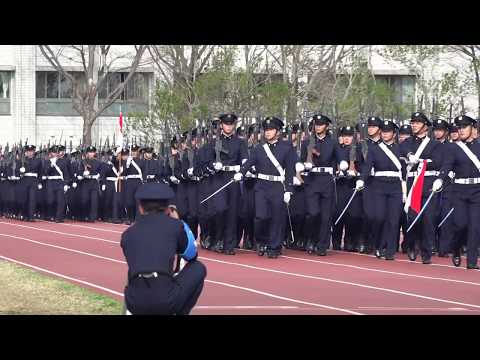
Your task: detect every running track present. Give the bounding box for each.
[0,218,479,315]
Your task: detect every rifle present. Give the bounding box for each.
[419,94,424,112]
[186,129,194,169]
[215,120,222,164]
[460,96,465,115]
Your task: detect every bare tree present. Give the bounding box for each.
[38,45,147,145]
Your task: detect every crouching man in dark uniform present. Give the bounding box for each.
[121,182,207,315]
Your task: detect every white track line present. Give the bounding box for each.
[0,254,124,297]
[194,306,298,309]
[204,280,363,315]
[2,226,479,311]
[200,256,480,310]
[0,221,119,244]
[37,219,124,234]
[0,233,125,264]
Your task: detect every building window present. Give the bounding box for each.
[0,71,11,115]
[98,72,149,102]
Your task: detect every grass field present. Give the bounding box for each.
[0,260,123,315]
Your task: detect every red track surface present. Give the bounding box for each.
[1,218,479,315]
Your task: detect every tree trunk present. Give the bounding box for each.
[83,117,94,146]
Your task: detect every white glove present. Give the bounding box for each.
[41,176,47,180]
[115,147,122,155]
[126,156,133,168]
[72,182,78,188]
[20,167,25,173]
[233,173,243,182]
[37,184,43,190]
[187,168,194,176]
[293,176,302,186]
[339,160,349,171]
[355,179,365,191]
[50,157,57,165]
[245,171,254,178]
[83,170,90,177]
[432,179,443,192]
[283,192,292,204]
[64,185,69,193]
[170,176,180,184]
[77,176,83,180]
[295,162,305,173]
[347,170,357,177]
[101,184,106,191]
[402,193,407,203]
[407,153,420,165]
[213,162,223,171]
[242,158,248,165]
[304,162,313,171]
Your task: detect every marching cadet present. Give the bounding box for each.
[102,147,127,223]
[197,127,214,249]
[358,116,383,254]
[67,149,81,220]
[164,136,186,221]
[296,114,341,256]
[4,150,19,218]
[121,182,206,315]
[125,145,144,224]
[449,124,459,142]
[180,129,201,241]
[288,123,306,250]
[45,145,71,222]
[0,154,6,217]
[207,113,248,255]
[437,115,480,269]
[142,146,164,183]
[332,126,364,252]
[237,116,296,258]
[76,146,103,222]
[398,123,412,252]
[357,120,406,260]
[17,144,42,222]
[400,112,443,264]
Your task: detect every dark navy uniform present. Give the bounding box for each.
[124,145,144,223]
[102,150,127,223]
[17,145,42,221]
[206,114,248,254]
[44,146,71,222]
[439,115,480,269]
[240,117,296,257]
[77,146,103,222]
[121,182,206,315]
[299,115,341,256]
[399,112,444,263]
[360,120,406,260]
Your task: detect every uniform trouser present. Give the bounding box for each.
[0,181,5,215]
[438,188,455,254]
[333,183,363,250]
[289,185,305,247]
[213,173,240,251]
[80,180,99,221]
[18,179,37,219]
[362,181,376,250]
[305,176,335,251]
[450,184,480,266]
[398,212,408,250]
[126,179,142,222]
[46,180,66,220]
[103,181,123,221]
[198,178,211,241]
[254,182,287,251]
[370,180,403,258]
[404,192,438,260]
[125,260,207,315]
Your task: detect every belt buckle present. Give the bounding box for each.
[468,178,474,184]
[268,175,274,181]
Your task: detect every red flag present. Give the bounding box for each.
[410,159,427,213]
[119,112,123,133]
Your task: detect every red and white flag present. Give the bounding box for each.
[116,112,124,147]
[404,159,427,215]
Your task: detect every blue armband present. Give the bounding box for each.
[181,221,197,261]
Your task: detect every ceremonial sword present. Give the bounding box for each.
[406,189,438,233]
[437,207,454,229]
[200,178,235,204]
[334,188,358,226]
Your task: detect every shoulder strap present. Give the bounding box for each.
[457,141,480,172]
[414,136,430,159]
[52,162,64,181]
[263,143,284,177]
[378,142,402,171]
[131,159,143,179]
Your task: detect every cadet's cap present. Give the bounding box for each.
[219,113,238,124]
[135,182,175,201]
[367,116,383,127]
[311,114,331,125]
[433,119,449,130]
[24,145,36,151]
[410,112,431,126]
[399,124,413,135]
[340,126,354,136]
[454,115,476,127]
[262,116,284,130]
[381,120,399,132]
[86,146,96,153]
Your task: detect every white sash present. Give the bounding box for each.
[130,159,143,181]
[457,141,480,172]
[263,143,285,178]
[378,142,402,174]
[52,162,64,181]
[413,136,430,159]
[108,161,124,192]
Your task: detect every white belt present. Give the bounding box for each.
[257,173,285,182]
[8,176,20,180]
[222,165,240,172]
[126,175,142,179]
[146,175,156,179]
[407,171,439,178]
[374,171,401,177]
[47,176,63,180]
[190,176,201,181]
[245,172,257,179]
[84,174,100,180]
[454,178,480,185]
[23,173,38,178]
[310,167,333,175]
[106,177,124,181]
